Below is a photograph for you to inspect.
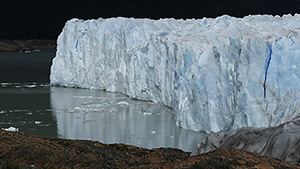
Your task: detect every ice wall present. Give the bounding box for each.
[50,14,300,133]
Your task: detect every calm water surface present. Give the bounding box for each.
[0,52,206,151]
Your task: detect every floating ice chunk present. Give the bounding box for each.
[40,83,50,87]
[143,112,153,115]
[33,49,41,52]
[0,83,8,87]
[117,101,129,105]
[24,84,37,88]
[73,96,94,99]
[150,131,156,134]
[34,121,42,125]
[3,126,19,132]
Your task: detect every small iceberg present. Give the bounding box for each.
[3,126,19,132]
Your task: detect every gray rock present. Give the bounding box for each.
[191,117,300,165]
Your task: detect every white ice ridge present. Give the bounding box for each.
[50,14,300,133]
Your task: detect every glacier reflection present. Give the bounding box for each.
[50,87,206,151]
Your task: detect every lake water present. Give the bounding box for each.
[0,52,206,151]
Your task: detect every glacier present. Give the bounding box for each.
[50,14,300,133]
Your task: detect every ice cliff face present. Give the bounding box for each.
[50,14,300,133]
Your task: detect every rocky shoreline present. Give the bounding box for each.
[0,129,299,168]
[0,39,56,52]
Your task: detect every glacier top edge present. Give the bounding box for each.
[63,13,300,43]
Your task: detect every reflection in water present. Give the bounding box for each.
[50,87,206,151]
[0,51,205,151]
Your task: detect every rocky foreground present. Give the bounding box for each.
[0,129,299,168]
[0,39,56,52]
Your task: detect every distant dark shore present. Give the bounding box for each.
[0,39,56,52]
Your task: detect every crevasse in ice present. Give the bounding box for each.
[50,14,300,133]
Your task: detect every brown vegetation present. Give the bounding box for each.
[0,129,299,168]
